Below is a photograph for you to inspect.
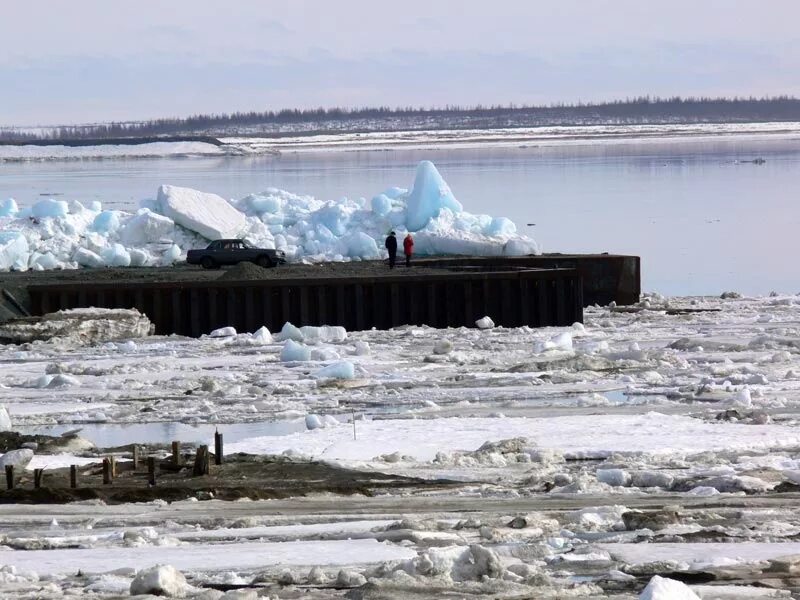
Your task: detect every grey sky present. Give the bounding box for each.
[2,0,798,125]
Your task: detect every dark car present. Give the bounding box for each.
[186,239,286,269]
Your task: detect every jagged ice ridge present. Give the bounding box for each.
[0,161,540,271]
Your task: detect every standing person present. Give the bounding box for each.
[403,233,414,267]
[384,231,397,269]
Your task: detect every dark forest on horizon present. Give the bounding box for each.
[2,96,799,142]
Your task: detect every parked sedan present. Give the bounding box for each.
[186,239,286,269]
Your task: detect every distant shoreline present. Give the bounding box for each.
[1,121,799,162]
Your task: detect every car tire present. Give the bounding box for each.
[201,257,216,269]
[256,255,273,268]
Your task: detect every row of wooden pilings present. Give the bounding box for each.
[4,431,224,490]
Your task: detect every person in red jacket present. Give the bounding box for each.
[403,233,414,267]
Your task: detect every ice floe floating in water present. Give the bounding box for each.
[0,161,540,271]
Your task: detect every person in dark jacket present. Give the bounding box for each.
[385,231,397,268]
[403,233,414,267]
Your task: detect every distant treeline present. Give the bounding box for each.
[3,96,800,142]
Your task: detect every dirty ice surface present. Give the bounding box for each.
[0,160,539,271]
[0,292,800,598]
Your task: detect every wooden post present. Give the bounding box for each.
[4,465,13,490]
[33,469,44,489]
[172,441,181,466]
[193,445,209,476]
[132,445,140,470]
[102,458,112,485]
[214,431,223,465]
[70,465,77,488]
[109,456,117,479]
[147,457,156,486]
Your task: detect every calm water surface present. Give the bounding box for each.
[2,137,799,295]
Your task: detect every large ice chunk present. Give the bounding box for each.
[405,161,463,231]
[534,332,573,353]
[371,194,392,216]
[300,325,348,343]
[130,565,188,597]
[120,208,175,244]
[0,198,18,217]
[92,211,121,233]
[0,448,34,471]
[157,184,245,240]
[73,247,105,268]
[0,232,30,271]
[313,361,355,380]
[100,243,131,267]
[281,339,311,362]
[0,405,12,432]
[484,217,516,236]
[31,199,69,218]
[503,238,540,256]
[639,576,700,600]
[343,232,379,259]
[275,322,305,342]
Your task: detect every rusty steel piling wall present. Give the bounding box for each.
[417,254,640,306]
[29,268,583,336]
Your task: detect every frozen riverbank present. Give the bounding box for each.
[0,292,798,597]
[3,121,800,161]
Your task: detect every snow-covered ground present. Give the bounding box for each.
[0,160,538,270]
[0,293,798,596]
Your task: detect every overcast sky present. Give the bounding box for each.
[2,0,798,125]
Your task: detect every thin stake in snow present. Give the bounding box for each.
[147,457,156,486]
[193,445,209,476]
[214,430,223,465]
[69,465,77,488]
[33,468,44,489]
[132,445,140,470]
[102,458,111,485]
[4,465,13,490]
[172,441,181,466]
[352,409,357,441]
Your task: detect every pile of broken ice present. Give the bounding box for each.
[0,161,540,271]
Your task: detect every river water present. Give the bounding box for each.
[2,136,799,295]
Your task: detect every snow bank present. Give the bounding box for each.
[227,413,800,463]
[0,161,539,271]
